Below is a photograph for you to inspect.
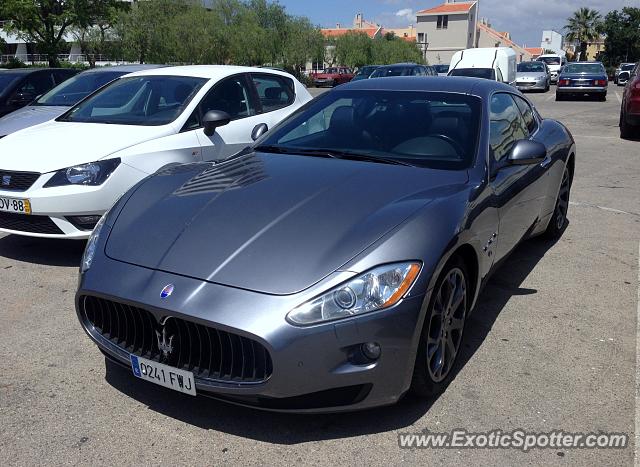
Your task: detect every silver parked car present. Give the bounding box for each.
[0,64,164,138]
[76,77,576,412]
[516,61,550,92]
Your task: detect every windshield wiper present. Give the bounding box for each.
[320,150,415,167]
[255,145,414,166]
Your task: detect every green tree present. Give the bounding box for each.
[0,0,121,67]
[371,34,423,65]
[564,7,603,61]
[601,7,640,66]
[334,32,373,68]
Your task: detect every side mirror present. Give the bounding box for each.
[9,92,36,106]
[251,123,268,141]
[507,140,547,165]
[202,110,231,137]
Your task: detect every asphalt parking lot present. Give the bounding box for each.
[1,85,639,466]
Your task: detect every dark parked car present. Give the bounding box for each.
[556,62,608,101]
[433,64,450,76]
[0,68,77,118]
[351,65,380,81]
[76,77,575,412]
[0,65,164,138]
[619,62,640,139]
[370,63,437,78]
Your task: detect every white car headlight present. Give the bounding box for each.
[81,214,107,273]
[44,158,120,187]
[287,262,421,326]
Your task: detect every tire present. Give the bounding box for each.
[555,93,562,101]
[543,165,572,239]
[411,256,469,398]
[620,109,636,139]
[598,94,607,102]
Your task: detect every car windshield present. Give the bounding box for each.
[323,68,339,74]
[257,90,481,170]
[449,68,495,80]
[370,67,414,77]
[34,71,125,107]
[434,65,449,73]
[563,63,604,74]
[621,64,635,71]
[0,74,21,96]
[518,62,545,72]
[58,75,206,125]
[539,57,561,65]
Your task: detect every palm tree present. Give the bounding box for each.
[565,7,603,61]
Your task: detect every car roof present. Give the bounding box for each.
[340,75,513,96]
[80,64,167,74]
[124,64,294,80]
[0,68,55,75]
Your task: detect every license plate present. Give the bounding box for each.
[130,355,196,396]
[0,197,31,215]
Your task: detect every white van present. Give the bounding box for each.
[536,54,567,83]
[448,47,517,86]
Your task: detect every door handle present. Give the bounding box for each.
[540,156,552,168]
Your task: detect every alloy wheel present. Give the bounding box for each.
[555,168,570,230]
[426,267,467,383]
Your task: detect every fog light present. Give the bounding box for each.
[67,215,102,230]
[361,342,381,360]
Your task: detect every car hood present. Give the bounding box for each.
[0,105,68,137]
[0,121,174,173]
[105,152,468,295]
[516,72,546,79]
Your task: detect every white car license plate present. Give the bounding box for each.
[0,197,31,215]
[130,355,196,396]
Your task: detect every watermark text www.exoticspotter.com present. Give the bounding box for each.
[398,429,628,452]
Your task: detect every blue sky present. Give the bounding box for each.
[278,0,639,48]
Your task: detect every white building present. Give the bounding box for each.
[540,30,564,55]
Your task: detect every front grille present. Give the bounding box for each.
[80,295,273,383]
[0,170,40,191]
[0,212,63,234]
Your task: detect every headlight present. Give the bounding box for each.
[44,158,120,187]
[287,262,421,326]
[80,214,107,273]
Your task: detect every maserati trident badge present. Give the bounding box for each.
[155,327,174,358]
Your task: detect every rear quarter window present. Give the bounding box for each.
[250,73,295,113]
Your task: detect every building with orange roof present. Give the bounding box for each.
[415,1,479,64]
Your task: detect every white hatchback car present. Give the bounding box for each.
[0,66,312,238]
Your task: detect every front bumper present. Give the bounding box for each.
[0,163,145,239]
[556,86,607,94]
[516,80,547,91]
[77,255,428,413]
[313,78,335,87]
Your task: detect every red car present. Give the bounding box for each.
[620,62,640,138]
[311,67,354,87]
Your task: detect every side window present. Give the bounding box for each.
[17,72,54,95]
[513,95,538,135]
[489,93,528,162]
[250,73,295,113]
[496,68,504,83]
[52,70,73,85]
[199,75,256,121]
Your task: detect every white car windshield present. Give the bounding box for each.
[59,75,206,126]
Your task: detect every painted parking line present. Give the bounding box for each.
[635,241,640,467]
[546,93,555,102]
[615,91,622,104]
